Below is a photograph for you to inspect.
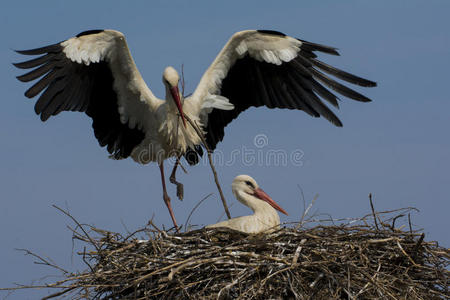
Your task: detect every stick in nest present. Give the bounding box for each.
[369,193,379,231]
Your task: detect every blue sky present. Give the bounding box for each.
[1,1,449,298]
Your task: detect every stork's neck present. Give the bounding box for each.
[164,86,181,114]
[235,190,278,217]
[158,87,202,152]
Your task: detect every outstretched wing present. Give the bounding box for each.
[189,30,376,150]
[14,29,162,159]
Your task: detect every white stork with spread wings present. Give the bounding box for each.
[14,29,376,228]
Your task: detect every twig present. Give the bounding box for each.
[396,239,419,267]
[52,205,99,251]
[15,248,69,274]
[391,214,404,231]
[369,193,379,231]
[215,203,234,223]
[408,213,413,233]
[297,194,318,229]
[183,113,231,219]
[291,241,306,265]
[412,233,425,258]
[41,286,77,300]
[82,246,95,273]
[184,193,213,231]
[178,159,188,174]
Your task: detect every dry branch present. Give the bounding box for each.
[183,113,231,220]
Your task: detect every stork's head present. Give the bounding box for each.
[232,175,288,215]
[163,66,186,127]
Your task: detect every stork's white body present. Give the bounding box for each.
[206,175,287,234]
[206,201,281,234]
[129,100,203,164]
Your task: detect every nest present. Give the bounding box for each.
[22,206,447,300]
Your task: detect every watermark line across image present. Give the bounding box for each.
[137,133,305,167]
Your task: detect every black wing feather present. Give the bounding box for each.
[14,36,145,159]
[25,66,63,98]
[310,68,372,102]
[310,58,376,87]
[15,44,61,55]
[16,60,58,82]
[204,33,376,150]
[298,39,340,56]
[13,53,57,69]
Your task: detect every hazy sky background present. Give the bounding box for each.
[1,1,449,298]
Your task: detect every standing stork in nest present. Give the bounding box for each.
[14,29,376,229]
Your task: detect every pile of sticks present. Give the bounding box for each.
[17,206,448,299]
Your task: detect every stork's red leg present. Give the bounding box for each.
[159,161,178,230]
[169,156,184,200]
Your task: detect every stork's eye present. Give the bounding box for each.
[245,181,255,188]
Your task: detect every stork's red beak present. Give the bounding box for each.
[253,188,288,215]
[170,86,186,128]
